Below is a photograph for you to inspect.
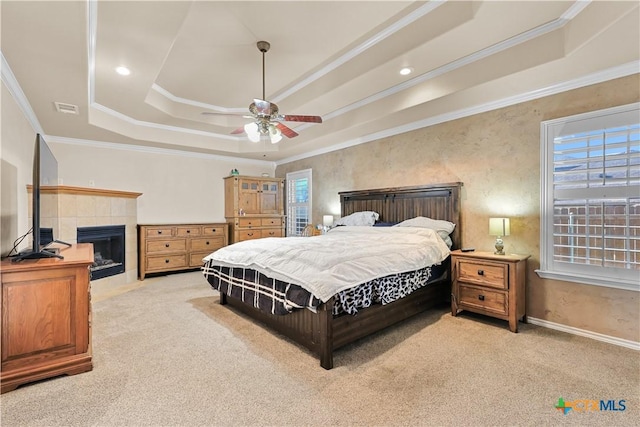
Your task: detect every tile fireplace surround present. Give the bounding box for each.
[31,186,141,288]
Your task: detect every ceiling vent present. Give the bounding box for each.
[54,102,79,115]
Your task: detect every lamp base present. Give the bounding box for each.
[494,237,505,255]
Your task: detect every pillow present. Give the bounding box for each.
[393,216,455,247]
[333,211,380,227]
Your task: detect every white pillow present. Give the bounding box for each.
[333,211,380,227]
[394,216,455,247]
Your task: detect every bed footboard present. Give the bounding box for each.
[219,276,449,369]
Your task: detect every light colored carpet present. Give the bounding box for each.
[1,271,638,426]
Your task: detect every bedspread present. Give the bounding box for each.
[203,226,450,302]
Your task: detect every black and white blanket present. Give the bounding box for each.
[203,226,450,302]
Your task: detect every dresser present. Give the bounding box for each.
[450,250,530,332]
[224,175,285,243]
[138,223,228,280]
[1,244,94,393]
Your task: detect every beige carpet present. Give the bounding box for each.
[1,271,638,426]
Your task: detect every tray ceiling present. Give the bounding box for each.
[2,1,638,161]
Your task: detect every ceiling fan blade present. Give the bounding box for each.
[276,123,299,138]
[253,99,272,115]
[230,127,245,135]
[282,115,323,123]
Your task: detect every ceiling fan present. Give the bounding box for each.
[202,41,322,143]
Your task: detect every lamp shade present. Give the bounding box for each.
[489,217,510,237]
[323,215,334,227]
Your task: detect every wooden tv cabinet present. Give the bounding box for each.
[1,244,94,394]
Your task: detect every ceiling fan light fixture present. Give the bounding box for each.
[269,124,282,144]
[244,122,260,142]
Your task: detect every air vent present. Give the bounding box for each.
[54,102,79,115]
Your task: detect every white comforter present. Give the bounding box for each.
[203,226,450,302]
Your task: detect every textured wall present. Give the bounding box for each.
[277,74,640,342]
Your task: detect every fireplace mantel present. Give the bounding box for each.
[27,185,142,199]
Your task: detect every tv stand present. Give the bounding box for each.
[10,249,63,262]
[1,244,94,393]
[10,240,72,262]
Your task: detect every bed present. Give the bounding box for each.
[202,182,462,369]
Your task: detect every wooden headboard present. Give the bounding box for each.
[339,182,463,249]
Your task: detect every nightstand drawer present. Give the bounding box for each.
[458,285,507,316]
[458,260,507,289]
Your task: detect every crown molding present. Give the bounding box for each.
[277,61,640,165]
[0,51,43,134]
[45,135,274,167]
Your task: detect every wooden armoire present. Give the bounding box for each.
[224,175,285,243]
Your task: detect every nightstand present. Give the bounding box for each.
[450,250,530,332]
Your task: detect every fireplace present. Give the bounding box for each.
[77,225,125,280]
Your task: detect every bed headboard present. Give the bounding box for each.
[339,182,463,249]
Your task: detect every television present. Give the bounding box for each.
[11,134,69,261]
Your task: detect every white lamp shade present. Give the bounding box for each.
[269,125,282,144]
[489,217,511,237]
[323,215,334,227]
[244,122,260,142]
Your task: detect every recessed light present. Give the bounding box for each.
[399,67,413,76]
[115,66,131,76]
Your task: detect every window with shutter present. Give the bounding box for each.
[286,169,312,236]
[539,103,639,291]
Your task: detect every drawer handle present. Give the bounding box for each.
[165,259,170,263]
[477,269,484,276]
[247,232,254,237]
[187,230,191,233]
[165,243,170,248]
[478,295,485,301]
[206,241,210,245]
[157,230,163,234]
[211,228,216,233]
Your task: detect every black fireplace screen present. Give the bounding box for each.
[77,225,125,280]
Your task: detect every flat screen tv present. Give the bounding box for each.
[11,134,69,261]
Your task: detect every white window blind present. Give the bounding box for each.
[286,169,312,236]
[539,103,640,291]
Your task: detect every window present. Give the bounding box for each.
[538,103,640,291]
[286,169,312,236]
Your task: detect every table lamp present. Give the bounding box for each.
[489,217,510,255]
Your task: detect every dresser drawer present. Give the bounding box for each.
[191,237,224,252]
[458,260,508,289]
[147,239,187,253]
[176,226,201,237]
[238,218,261,228]
[239,229,262,240]
[458,285,507,316]
[145,226,174,238]
[261,217,282,227]
[262,228,283,238]
[203,225,226,236]
[189,252,210,268]
[146,254,187,271]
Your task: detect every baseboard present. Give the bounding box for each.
[527,317,640,351]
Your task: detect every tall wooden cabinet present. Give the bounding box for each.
[1,244,94,393]
[224,175,285,243]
